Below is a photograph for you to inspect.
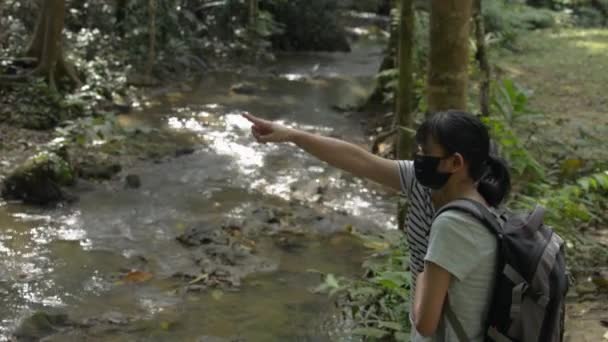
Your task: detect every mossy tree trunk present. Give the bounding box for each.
[24,0,81,92]
[474,0,490,117]
[396,0,415,231]
[427,0,472,112]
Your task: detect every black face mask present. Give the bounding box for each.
[414,155,453,190]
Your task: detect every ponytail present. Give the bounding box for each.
[478,155,511,207]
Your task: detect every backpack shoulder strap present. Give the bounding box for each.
[434,198,503,236]
[445,300,470,342]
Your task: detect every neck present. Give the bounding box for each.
[431,178,486,209]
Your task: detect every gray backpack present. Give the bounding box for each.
[435,199,569,342]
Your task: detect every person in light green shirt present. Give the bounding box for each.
[410,111,511,341]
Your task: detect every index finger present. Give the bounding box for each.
[242,113,268,126]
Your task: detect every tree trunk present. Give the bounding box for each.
[116,0,128,37]
[396,0,415,232]
[396,0,415,158]
[144,0,156,79]
[249,0,259,30]
[474,0,490,117]
[360,4,399,110]
[427,0,472,112]
[3,0,81,92]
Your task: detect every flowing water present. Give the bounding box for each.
[0,39,400,341]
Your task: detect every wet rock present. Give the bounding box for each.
[177,225,230,247]
[125,174,141,189]
[78,159,122,180]
[14,311,73,341]
[273,232,307,253]
[175,224,278,290]
[230,82,257,95]
[175,147,196,157]
[1,150,75,205]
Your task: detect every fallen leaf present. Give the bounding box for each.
[160,321,173,331]
[123,270,153,284]
[211,289,223,301]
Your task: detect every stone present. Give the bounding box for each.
[230,82,257,95]
[78,160,122,180]
[175,147,196,157]
[14,311,72,340]
[125,174,141,189]
[1,150,75,205]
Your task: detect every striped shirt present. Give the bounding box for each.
[397,160,436,296]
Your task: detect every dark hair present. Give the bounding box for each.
[415,111,511,207]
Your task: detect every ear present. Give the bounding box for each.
[449,153,465,173]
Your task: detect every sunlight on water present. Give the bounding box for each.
[207,131,265,175]
[11,213,52,222]
[56,211,87,242]
[250,174,299,200]
[168,117,207,132]
[205,113,278,175]
[280,73,307,81]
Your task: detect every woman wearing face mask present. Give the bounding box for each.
[411,111,511,341]
[243,111,507,340]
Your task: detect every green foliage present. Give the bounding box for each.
[254,9,285,39]
[513,170,608,251]
[264,0,350,51]
[483,1,556,49]
[572,6,607,27]
[491,79,543,125]
[0,79,87,130]
[315,232,410,341]
[346,0,387,13]
[482,116,546,180]
[54,113,128,148]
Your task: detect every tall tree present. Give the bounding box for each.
[396,0,415,231]
[396,0,415,158]
[3,0,81,92]
[427,0,472,112]
[474,0,490,117]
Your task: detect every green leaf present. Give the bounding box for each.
[395,331,410,341]
[325,274,340,289]
[378,321,403,331]
[352,327,388,338]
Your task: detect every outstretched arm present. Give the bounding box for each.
[243,113,403,191]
